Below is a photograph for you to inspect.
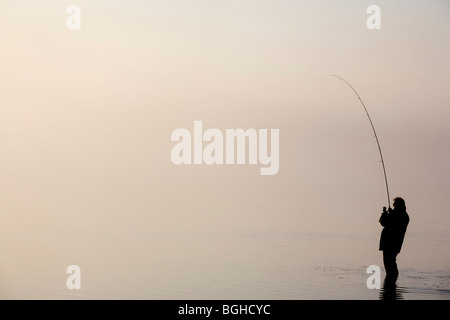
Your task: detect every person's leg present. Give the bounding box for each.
[391,252,399,278]
[382,250,391,274]
[383,250,398,280]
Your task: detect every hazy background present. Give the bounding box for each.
[0,0,449,299]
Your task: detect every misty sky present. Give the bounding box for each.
[1,0,449,243]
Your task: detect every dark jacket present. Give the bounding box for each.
[379,208,409,253]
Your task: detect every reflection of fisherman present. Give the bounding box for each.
[379,197,410,280]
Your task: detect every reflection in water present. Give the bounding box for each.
[379,277,407,300]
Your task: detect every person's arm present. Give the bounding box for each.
[379,207,390,226]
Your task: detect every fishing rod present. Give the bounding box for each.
[331,74,391,209]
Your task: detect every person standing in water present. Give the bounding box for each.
[379,197,410,280]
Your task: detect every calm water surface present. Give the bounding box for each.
[1,231,449,300]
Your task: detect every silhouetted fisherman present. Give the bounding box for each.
[379,197,410,281]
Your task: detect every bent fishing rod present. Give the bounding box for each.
[332,74,391,209]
